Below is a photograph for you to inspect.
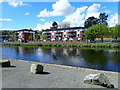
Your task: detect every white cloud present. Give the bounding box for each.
[40,18,45,21]
[8,0,27,7]
[63,6,88,27]
[106,0,119,1]
[37,0,75,17]
[36,0,118,28]
[108,13,118,27]
[0,23,2,27]
[62,3,101,27]
[0,0,3,3]
[0,18,12,21]
[37,0,102,27]
[24,12,30,15]
[104,10,111,14]
[86,3,101,19]
[34,22,53,31]
[34,21,59,31]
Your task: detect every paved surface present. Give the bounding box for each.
[1,58,119,88]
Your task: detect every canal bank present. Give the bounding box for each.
[1,58,119,88]
[0,42,120,48]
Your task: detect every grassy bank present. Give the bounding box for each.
[0,42,119,48]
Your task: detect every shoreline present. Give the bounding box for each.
[1,58,120,74]
[0,42,120,48]
[1,58,119,88]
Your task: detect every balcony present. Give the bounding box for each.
[56,34,62,36]
[68,33,76,36]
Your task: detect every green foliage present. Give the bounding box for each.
[0,31,15,35]
[35,34,40,41]
[52,21,58,29]
[84,23,108,42]
[99,13,108,25]
[84,13,108,28]
[110,25,120,38]
[28,34,33,41]
[98,23,108,38]
[41,33,47,40]
[84,16,99,28]
[9,35,16,41]
[1,42,119,48]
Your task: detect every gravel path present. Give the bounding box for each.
[1,58,119,88]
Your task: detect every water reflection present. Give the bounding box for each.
[1,46,120,72]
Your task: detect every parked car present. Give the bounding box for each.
[69,38,74,41]
[62,37,68,41]
[43,40,46,41]
[77,37,81,41]
[51,38,55,41]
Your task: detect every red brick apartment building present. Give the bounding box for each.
[16,29,35,42]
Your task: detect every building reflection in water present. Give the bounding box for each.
[2,46,120,72]
[18,46,25,56]
[49,47,86,67]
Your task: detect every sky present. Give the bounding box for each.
[0,0,119,31]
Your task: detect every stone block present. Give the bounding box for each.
[84,73,114,88]
[0,60,11,67]
[30,64,43,74]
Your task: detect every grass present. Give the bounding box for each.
[0,42,119,48]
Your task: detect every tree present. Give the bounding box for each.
[99,13,108,25]
[41,33,47,40]
[84,24,100,42]
[98,23,108,42]
[28,34,33,41]
[9,34,16,41]
[59,22,71,28]
[52,21,58,29]
[84,23,108,42]
[84,16,99,28]
[110,25,120,41]
[35,34,40,41]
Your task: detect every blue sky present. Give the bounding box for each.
[0,0,119,30]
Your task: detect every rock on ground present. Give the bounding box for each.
[84,73,114,88]
[30,64,44,74]
[0,60,11,67]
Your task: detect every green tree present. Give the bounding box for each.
[41,33,47,40]
[35,34,40,41]
[52,21,58,29]
[99,13,108,25]
[84,23,108,42]
[110,25,120,41]
[98,23,108,42]
[28,34,33,41]
[84,24,100,42]
[84,16,99,28]
[9,35,16,41]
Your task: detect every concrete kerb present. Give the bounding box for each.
[1,58,119,75]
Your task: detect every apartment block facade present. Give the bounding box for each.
[42,27,86,41]
[16,29,35,42]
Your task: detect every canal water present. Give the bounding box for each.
[1,46,120,72]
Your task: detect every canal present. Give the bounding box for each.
[1,46,120,72]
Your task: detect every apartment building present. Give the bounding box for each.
[16,29,35,42]
[42,27,86,41]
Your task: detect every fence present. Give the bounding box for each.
[29,40,88,43]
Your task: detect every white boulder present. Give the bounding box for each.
[30,64,43,74]
[84,73,114,88]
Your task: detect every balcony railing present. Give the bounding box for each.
[68,33,76,36]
